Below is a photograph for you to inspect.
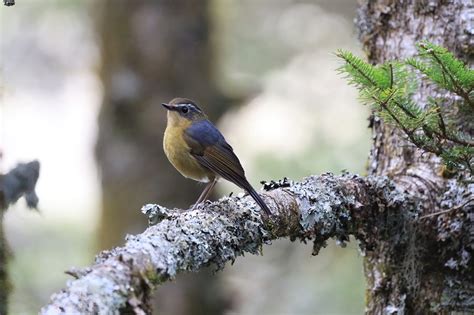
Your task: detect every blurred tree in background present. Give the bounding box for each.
[95,0,234,314]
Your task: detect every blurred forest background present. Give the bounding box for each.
[1,0,370,314]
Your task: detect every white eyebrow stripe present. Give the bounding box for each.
[182,103,201,112]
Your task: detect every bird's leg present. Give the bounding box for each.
[192,178,217,209]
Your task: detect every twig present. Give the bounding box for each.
[463,155,473,174]
[430,128,474,147]
[338,53,378,87]
[394,100,417,119]
[436,105,447,137]
[389,63,394,89]
[375,93,421,145]
[419,198,474,219]
[428,49,473,108]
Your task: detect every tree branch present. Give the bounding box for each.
[0,160,40,211]
[41,173,407,314]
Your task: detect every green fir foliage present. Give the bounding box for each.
[336,42,474,177]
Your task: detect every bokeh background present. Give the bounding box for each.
[1,0,370,314]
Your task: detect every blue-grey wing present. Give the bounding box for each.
[184,119,271,215]
[185,119,225,147]
[183,119,248,188]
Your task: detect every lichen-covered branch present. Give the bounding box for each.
[41,173,406,314]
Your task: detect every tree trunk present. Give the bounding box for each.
[357,0,473,313]
[95,0,231,314]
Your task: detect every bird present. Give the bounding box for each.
[162,97,271,215]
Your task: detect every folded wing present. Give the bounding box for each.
[184,119,248,188]
[184,119,271,215]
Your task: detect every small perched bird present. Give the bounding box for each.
[162,97,271,215]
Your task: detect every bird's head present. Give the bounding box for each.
[162,98,207,126]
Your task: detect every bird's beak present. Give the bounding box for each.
[161,103,173,110]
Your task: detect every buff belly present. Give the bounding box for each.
[164,125,212,183]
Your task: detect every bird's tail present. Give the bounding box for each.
[246,186,272,215]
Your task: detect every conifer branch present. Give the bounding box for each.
[337,42,473,176]
[424,45,473,108]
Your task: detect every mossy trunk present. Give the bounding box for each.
[95,1,231,314]
[357,0,473,313]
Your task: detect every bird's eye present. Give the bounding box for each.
[181,106,189,114]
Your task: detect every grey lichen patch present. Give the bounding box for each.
[362,175,432,307]
[288,172,369,255]
[43,259,134,314]
[129,195,270,285]
[435,179,474,311]
[361,174,473,313]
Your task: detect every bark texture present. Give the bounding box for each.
[41,173,413,314]
[94,0,231,313]
[357,0,473,313]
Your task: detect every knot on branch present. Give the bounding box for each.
[141,204,179,225]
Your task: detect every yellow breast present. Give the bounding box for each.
[163,122,212,183]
